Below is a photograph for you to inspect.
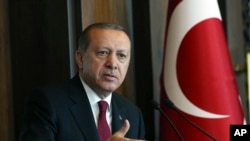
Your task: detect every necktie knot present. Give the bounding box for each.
[98,101,108,113]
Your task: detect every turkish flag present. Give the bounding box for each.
[160,0,244,141]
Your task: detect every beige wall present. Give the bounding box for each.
[81,0,130,29]
[0,0,14,140]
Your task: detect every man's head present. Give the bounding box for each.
[75,23,131,98]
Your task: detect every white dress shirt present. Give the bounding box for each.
[79,76,112,131]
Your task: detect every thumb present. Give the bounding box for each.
[113,119,130,137]
[108,120,146,141]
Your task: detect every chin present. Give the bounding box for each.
[101,86,118,93]
[104,87,117,92]
[100,82,119,89]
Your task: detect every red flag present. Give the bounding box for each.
[160,0,244,141]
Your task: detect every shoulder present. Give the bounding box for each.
[30,81,68,99]
[27,75,82,104]
[111,92,141,112]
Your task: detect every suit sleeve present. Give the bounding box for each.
[137,107,146,139]
[124,106,146,140]
[20,89,57,141]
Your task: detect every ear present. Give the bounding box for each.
[75,49,84,69]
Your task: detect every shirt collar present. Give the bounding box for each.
[79,75,112,111]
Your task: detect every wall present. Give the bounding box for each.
[0,0,14,140]
[8,0,70,140]
[225,0,249,122]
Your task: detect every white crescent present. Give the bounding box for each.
[164,0,228,118]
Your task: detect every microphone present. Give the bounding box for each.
[151,100,184,141]
[164,99,217,141]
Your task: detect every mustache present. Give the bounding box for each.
[102,70,118,78]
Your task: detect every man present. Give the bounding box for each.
[20,23,146,141]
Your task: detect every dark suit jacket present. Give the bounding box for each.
[20,75,145,141]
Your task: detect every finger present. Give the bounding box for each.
[108,120,147,141]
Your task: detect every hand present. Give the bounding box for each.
[107,119,145,141]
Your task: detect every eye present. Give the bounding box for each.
[117,53,127,60]
[117,53,127,62]
[97,50,109,56]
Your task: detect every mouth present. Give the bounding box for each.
[103,73,117,81]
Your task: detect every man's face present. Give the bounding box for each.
[76,28,131,96]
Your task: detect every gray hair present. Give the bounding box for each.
[78,23,129,51]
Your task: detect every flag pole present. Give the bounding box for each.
[246,52,250,122]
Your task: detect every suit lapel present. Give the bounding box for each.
[69,75,99,141]
[111,94,126,133]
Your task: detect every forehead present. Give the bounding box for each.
[89,28,130,41]
[88,28,131,50]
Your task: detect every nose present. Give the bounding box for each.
[106,53,118,70]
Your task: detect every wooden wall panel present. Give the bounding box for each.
[0,0,14,141]
[81,0,128,28]
[80,0,135,101]
[8,1,70,140]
